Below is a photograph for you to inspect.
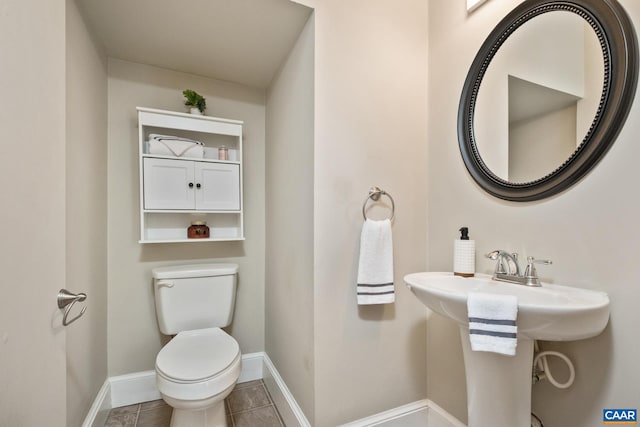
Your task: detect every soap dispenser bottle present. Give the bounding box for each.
[454,227,475,277]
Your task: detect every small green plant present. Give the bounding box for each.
[182,89,207,113]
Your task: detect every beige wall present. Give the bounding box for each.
[509,104,577,182]
[265,14,315,424]
[0,0,67,425]
[65,0,109,425]
[427,0,640,425]
[312,1,429,425]
[107,59,266,375]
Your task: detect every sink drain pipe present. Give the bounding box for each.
[531,341,575,427]
[532,341,576,389]
[531,341,576,427]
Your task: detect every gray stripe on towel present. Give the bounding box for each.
[357,291,395,296]
[468,317,516,326]
[357,283,394,287]
[469,329,517,339]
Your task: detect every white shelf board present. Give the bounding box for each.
[142,209,242,214]
[141,153,240,165]
[139,237,246,244]
[137,107,243,136]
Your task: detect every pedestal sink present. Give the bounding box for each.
[404,272,609,427]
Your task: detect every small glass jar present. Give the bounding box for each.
[188,221,210,239]
[218,146,229,161]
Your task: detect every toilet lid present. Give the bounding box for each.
[156,327,240,382]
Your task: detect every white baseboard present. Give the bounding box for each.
[262,353,311,427]
[83,352,464,427]
[426,399,466,427]
[237,351,264,383]
[339,399,466,427]
[339,400,429,427]
[81,379,111,427]
[109,370,160,408]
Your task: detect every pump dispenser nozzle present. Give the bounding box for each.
[459,227,469,240]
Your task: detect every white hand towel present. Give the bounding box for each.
[467,292,518,356]
[357,219,394,305]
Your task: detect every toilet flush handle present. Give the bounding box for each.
[156,280,174,288]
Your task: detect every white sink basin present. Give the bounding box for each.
[404,271,610,427]
[404,272,609,341]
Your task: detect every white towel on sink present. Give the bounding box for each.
[467,292,518,356]
[357,219,394,305]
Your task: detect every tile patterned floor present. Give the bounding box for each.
[105,380,285,427]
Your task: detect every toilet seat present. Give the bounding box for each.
[157,327,240,382]
[155,327,241,401]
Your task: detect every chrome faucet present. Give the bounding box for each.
[486,250,551,287]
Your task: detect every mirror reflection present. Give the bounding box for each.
[474,11,604,183]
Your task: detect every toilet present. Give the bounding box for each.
[152,263,241,427]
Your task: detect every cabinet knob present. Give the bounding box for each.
[196,183,202,189]
[188,182,194,188]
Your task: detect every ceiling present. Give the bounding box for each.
[77,0,312,89]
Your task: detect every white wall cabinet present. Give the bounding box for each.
[143,158,240,211]
[138,107,244,243]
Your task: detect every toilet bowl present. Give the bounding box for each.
[156,328,241,427]
[152,264,241,427]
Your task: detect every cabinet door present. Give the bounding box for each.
[195,162,241,210]
[143,158,195,210]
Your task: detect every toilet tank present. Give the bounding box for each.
[152,263,239,335]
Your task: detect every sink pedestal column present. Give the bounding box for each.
[460,326,534,427]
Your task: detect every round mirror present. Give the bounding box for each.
[458,0,638,201]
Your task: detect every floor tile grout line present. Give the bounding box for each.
[233,380,264,391]
[229,402,278,415]
[134,404,141,426]
[262,380,286,426]
[261,382,275,405]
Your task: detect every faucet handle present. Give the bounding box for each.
[524,256,552,278]
[485,250,515,275]
[485,250,500,260]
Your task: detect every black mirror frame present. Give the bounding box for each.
[458,0,638,201]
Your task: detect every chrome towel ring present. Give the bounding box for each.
[362,186,395,221]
